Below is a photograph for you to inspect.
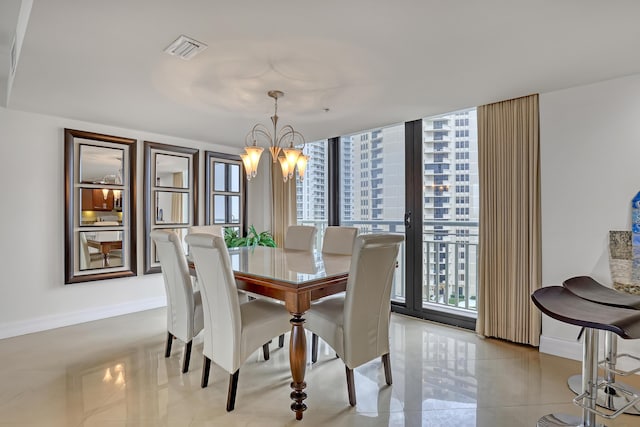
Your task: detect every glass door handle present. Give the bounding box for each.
[404,211,412,229]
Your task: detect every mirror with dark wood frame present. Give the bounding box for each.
[205,151,245,233]
[64,129,137,283]
[144,141,198,274]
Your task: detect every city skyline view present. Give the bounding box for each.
[297,108,479,315]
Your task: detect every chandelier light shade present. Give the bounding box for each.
[243,90,309,182]
[240,145,263,180]
[278,154,291,182]
[296,154,309,181]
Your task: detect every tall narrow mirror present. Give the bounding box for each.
[205,151,245,233]
[144,142,198,274]
[65,129,137,283]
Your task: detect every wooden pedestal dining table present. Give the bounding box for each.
[86,238,122,267]
[190,245,351,420]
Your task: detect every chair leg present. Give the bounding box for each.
[226,370,240,412]
[278,333,285,348]
[262,343,270,361]
[345,366,356,406]
[201,356,211,388]
[182,340,192,373]
[382,353,392,385]
[311,333,319,363]
[164,331,173,357]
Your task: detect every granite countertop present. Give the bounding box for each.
[609,230,640,295]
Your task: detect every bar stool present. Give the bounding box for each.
[563,276,640,416]
[531,286,640,426]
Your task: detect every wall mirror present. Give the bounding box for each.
[144,142,198,274]
[65,129,137,283]
[155,154,189,188]
[79,145,124,184]
[205,151,245,232]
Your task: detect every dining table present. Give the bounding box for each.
[86,238,122,267]
[207,246,351,420]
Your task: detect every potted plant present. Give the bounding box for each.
[224,225,276,248]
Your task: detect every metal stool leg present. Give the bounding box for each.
[568,331,640,415]
[582,328,599,426]
[538,328,605,427]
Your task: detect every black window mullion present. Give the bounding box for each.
[402,120,423,313]
[327,136,340,226]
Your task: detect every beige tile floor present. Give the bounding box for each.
[0,309,639,427]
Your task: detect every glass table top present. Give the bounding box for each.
[228,246,351,285]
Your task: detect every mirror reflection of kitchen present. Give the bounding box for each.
[79,144,125,226]
[154,153,190,224]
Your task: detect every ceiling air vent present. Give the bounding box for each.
[163,35,207,60]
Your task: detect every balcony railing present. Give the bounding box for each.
[423,233,478,313]
[297,219,479,315]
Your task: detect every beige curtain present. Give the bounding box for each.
[476,94,541,346]
[270,162,296,247]
[171,172,184,223]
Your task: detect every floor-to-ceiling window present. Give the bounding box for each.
[296,139,328,249]
[422,109,479,318]
[339,124,406,302]
[291,113,478,329]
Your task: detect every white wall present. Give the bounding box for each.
[540,74,640,364]
[0,106,239,339]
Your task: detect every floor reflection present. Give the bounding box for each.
[1,309,640,426]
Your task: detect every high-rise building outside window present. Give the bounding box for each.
[423,108,478,313]
[340,124,405,301]
[296,140,328,248]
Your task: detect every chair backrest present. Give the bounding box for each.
[188,225,224,237]
[150,230,198,342]
[343,234,404,368]
[79,232,90,270]
[185,233,242,373]
[322,226,358,255]
[284,225,317,251]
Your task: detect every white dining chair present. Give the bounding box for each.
[284,225,317,252]
[188,225,224,237]
[185,233,291,411]
[311,226,359,354]
[79,232,103,270]
[150,230,204,374]
[321,226,358,255]
[305,234,404,406]
[186,225,224,270]
[185,224,250,305]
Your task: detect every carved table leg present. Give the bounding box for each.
[289,314,307,420]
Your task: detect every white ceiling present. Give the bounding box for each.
[3,0,640,147]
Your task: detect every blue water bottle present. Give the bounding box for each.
[634,191,640,241]
[633,191,640,283]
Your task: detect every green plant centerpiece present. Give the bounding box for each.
[224,225,276,248]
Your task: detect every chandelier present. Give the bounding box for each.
[241,90,309,182]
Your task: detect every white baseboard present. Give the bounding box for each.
[539,334,582,362]
[0,297,167,340]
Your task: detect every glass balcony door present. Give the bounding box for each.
[420,109,479,326]
[339,125,406,303]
